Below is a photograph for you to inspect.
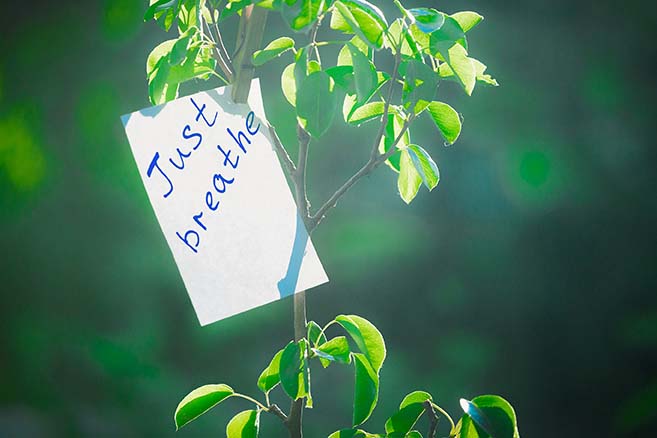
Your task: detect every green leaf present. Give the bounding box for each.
[453,415,480,438]
[427,102,461,145]
[408,8,445,34]
[335,315,386,373]
[226,409,260,438]
[327,65,356,93]
[378,113,409,172]
[451,11,483,33]
[294,47,309,94]
[384,19,422,59]
[328,429,373,438]
[281,63,297,106]
[352,353,379,426]
[147,39,176,78]
[296,70,338,138]
[313,336,352,367]
[348,101,385,125]
[348,43,377,105]
[144,0,180,30]
[174,384,234,430]
[147,40,217,105]
[307,320,327,347]
[406,431,423,438]
[169,27,196,65]
[332,1,384,48]
[472,58,499,86]
[461,396,520,438]
[280,0,322,31]
[398,148,422,204]
[442,44,475,95]
[385,391,432,435]
[253,37,295,66]
[279,340,308,400]
[400,59,438,107]
[346,0,388,28]
[308,60,322,74]
[281,0,322,31]
[221,0,255,20]
[407,145,439,191]
[257,349,284,394]
[429,15,467,52]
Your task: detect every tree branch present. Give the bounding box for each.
[206,7,233,80]
[268,123,296,179]
[266,404,288,422]
[309,119,412,231]
[370,49,402,161]
[294,125,312,222]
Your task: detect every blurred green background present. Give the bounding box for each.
[1,0,656,436]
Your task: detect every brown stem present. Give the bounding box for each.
[267,404,289,423]
[309,119,412,230]
[424,400,439,438]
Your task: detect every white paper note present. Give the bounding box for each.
[121,80,328,325]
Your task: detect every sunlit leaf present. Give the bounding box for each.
[451,11,483,33]
[226,410,260,438]
[407,145,439,190]
[348,43,377,104]
[174,384,234,430]
[332,1,384,48]
[348,101,385,125]
[307,320,327,347]
[408,8,445,34]
[385,391,432,435]
[460,396,520,438]
[257,349,284,394]
[282,0,322,31]
[398,148,422,204]
[335,315,386,373]
[253,36,295,66]
[313,336,352,367]
[296,70,338,138]
[281,63,297,106]
[427,101,461,145]
[352,353,379,426]
[280,340,308,400]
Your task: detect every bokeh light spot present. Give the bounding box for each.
[519,150,551,188]
[102,0,143,42]
[0,113,46,191]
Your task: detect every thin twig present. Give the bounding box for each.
[199,8,233,81]
[232,393,268,411]
[309,118,412,230]
[268,123,296,178]
[370,43,402,161]
[431,401,456,432]
[209,7,234,77]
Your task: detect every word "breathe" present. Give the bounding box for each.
[145,97,260,254]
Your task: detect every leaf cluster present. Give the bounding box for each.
[143,0,498,204]
[173,314,519,438]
